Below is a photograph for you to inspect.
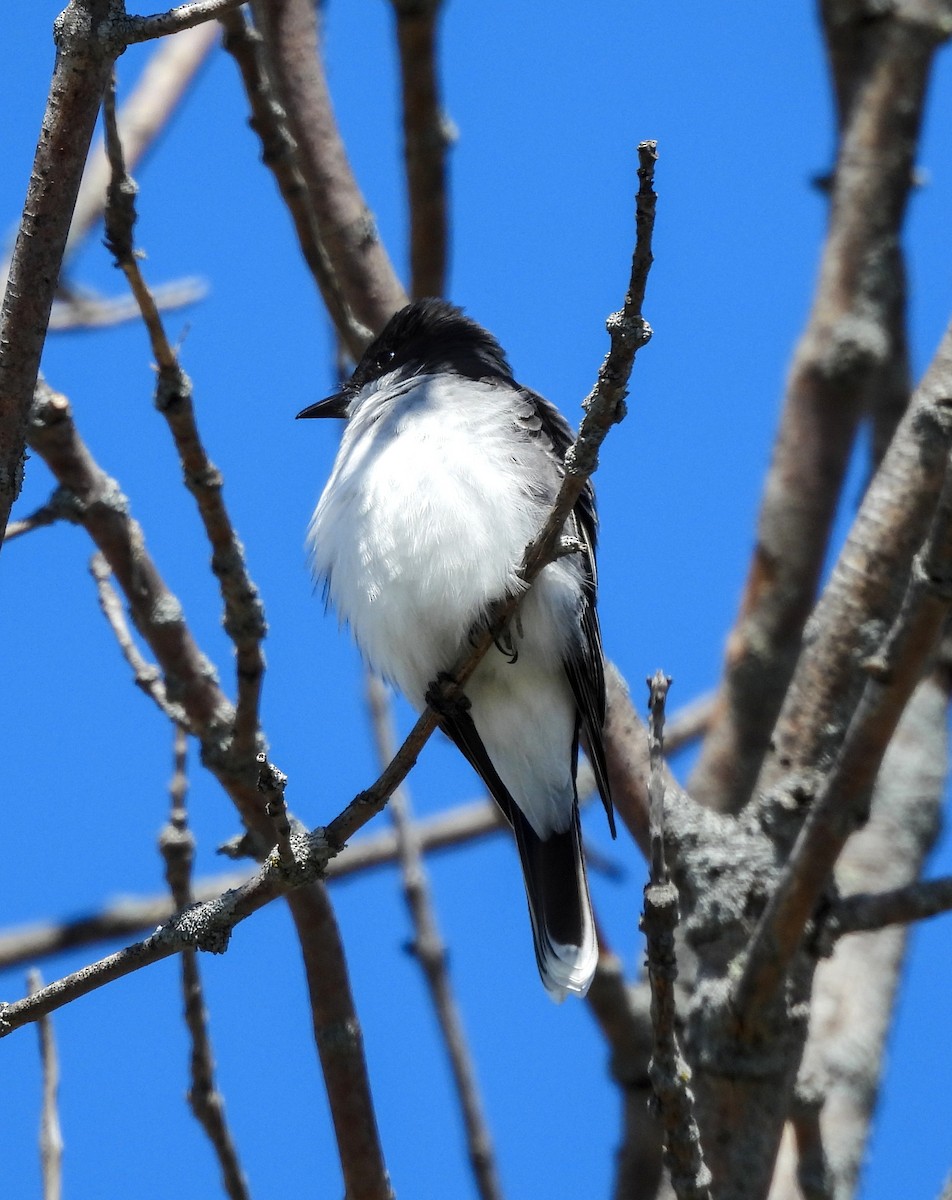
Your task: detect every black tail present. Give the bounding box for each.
[511,805,597,1000]
[437,704,598,998]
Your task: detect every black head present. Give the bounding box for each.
[296,299,514,419]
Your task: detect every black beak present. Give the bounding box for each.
[296,389,351,419]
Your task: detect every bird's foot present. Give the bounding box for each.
[466,600,522,664]
[425,671,472,718]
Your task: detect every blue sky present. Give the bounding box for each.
[2,3,951,1197]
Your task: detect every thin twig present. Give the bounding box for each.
[2,488,83,543]
[160,727,252,1200]
[640,673,712,1200]
[102,80,269,774]
[829,875,952,939]
[367,676,503,1200]
[49,278,206,332]
[26,970,63,1200]
[256,753,295,868]
[0,799,506,972]
[89,552,188,725]
[66,24,219,259]
[121,0,245,45]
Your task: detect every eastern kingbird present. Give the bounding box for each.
[298,299,615,1000]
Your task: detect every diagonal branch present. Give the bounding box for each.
[0,0,118,544]
[0,800,505,973]
[90,552,188,725]
[120,0,245,44]
[689,4,951,812]
[66,23,219,260]
[248,0,408,338]
[760,321,952,806]
[218,6,372,357]
[102,78,268,768]
[736,442,952,1029]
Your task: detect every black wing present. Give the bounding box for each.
[517,387,616,839]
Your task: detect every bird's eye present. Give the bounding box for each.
[376,349,395,371]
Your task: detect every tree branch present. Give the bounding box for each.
[120,0,244,44]
[389,0,452,299]
[0,799,506,973]
[640,674,712,1200]
[287,885,395,1200]
[90,552,188,724]
[832,874,952,938]
[26,970,63,1200]
[737,442,952,1029]
[367,676,503,1200]
[248,0,408,340]
[160,727,252,1200]
[689,4,951,811]
[218,6,373,357]
[102,79,269,769]
[0,0,119,543]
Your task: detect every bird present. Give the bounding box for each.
[298,298,615,1000]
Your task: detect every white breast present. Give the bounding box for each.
[308,374,584,708]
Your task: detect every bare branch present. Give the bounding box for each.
[66,24,219,258]
[690,6,951,811]
[160,728,252,1200]
[121,0,245,45]
[389,0,452,299]
[255,753,295,868]
[102,83,269,770]
[832,875,952,937]
[0,0,118,543]
[218,6,373,357]
[89,552,188,725]
[287,886,395,1200]
[49,278,206,332]
[26,970,63,1200]
[2,487,82,543]
[0,800,505,973]
[737,444,952,1029]
[248,0,408,338]
[640,674,712,1200]
[367,676,503,1200]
